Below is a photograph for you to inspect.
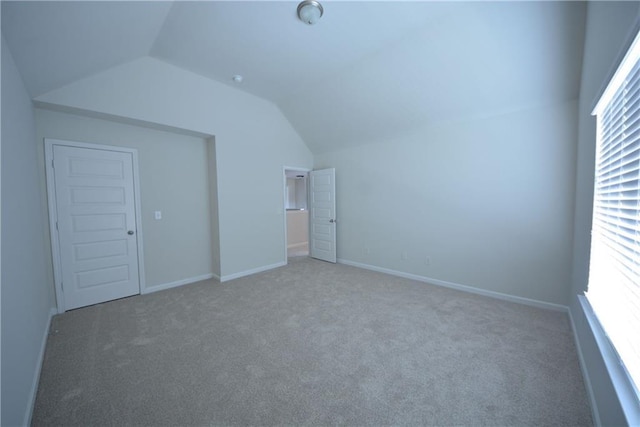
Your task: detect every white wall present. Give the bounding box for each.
[315,100,577,306]
[286,178,296,209]
[286,177,307,210]
[1,36,56,426]
[295,177,307,210]
[35,57,314,279]
[35,108,215,289]
[570,3,640,425]
[287,210,309,248]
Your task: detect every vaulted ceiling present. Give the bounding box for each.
[1,1,586,153]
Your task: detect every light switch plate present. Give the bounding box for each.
[154,211,162,220]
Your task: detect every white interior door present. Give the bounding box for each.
[51,143,141,310]
[309,168,336,263]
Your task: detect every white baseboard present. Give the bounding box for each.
[287,242,308,250]
[142,273,216,294]
[25,307,57,426]
[221,261,286,282]
[337,258,568,312]
[568,306,602,427]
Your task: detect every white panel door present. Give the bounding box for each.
[53,145,140,310]
[310,168,336,263]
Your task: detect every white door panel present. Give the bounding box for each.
[310,168,336,263]
[53,144,140,310]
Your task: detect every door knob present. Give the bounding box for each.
[127,230,135,235]
[329,219,335,223]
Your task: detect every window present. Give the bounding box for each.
[588,29,640,399]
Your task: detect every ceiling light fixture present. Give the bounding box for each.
[297,0,323,25]
[232,75,243,84]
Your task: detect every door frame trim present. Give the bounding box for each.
[282,166,311,264]
[44,138,146,313]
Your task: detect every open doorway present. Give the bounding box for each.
[284,168,310,259]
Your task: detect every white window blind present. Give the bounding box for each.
[588,29,640,398]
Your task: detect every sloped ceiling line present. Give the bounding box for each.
[2,1,586,154]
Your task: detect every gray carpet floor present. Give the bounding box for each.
[32,257,592,426]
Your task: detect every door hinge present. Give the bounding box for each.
[55,221,59,231]
[51,159,54,168]
[60,281,63,291]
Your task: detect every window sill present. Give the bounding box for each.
[578,295,640,426]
